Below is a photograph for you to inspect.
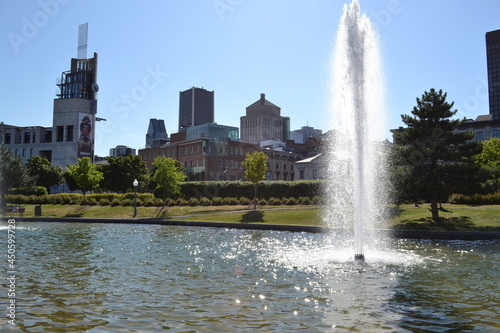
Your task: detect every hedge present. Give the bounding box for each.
[449,192,500,205]
[4,193,320,208]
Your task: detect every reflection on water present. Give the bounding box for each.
[1,222,499,332]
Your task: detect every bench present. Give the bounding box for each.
[1,206,25,217]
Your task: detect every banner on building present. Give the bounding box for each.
[78,113,93,158]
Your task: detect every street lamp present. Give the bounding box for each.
[133,179,138,218]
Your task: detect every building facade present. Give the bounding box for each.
[0,52,99,169]
[178,87,214,132]
[146,118,169,148]
[109,145,136,157]
[291,125,323,144]
[240,93,289,144]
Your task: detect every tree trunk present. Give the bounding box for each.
[253,184,257,211]
[430,199,440,221]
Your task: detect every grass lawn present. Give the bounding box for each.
[4,203,500,231]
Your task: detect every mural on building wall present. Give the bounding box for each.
[78,113,93,157]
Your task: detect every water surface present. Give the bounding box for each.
[1,222,498,332]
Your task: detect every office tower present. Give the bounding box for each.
[486,29,500,121]
[178,87,214,131]
[240,93,286,144]
[146,118,169,147]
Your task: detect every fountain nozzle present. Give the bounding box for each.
[354,254,365,261]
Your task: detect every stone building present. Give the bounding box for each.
[240,93,290,144]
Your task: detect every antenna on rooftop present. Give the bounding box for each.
[77,23,88,59]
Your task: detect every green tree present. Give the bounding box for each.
[65,157,104,204]
[394,88,481,221]
[475,137,500,191]
[242,151,268,210]
[26,156,63,193]
[151,156,186,206]
[0,146,32,206]
[99,155,149,192]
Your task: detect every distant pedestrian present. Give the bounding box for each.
[11,205,19,215]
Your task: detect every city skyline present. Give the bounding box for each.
[1,0,500,157]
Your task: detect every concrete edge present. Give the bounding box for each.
[3,217,500,240]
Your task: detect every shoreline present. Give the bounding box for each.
[4,216,500,240]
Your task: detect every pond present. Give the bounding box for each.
[1,222,498,332]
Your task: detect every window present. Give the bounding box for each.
[44,131,52,143]
[66,125,74,141]
[57,126,64,142]
[299,170,304,180]
[493,130,500,138]
[196,145,200,153]
[4,132,11,144]
[476,131,484,141]
[30,148,34,157]
[24,131,31,143]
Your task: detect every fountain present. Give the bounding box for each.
[326,0,386,260]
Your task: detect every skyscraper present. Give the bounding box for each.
[178,87,214,132]
[240,93,286,144]
[486,29,500,121]
[146,118,168,147]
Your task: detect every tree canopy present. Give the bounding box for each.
[242,151,268,210]
[99,155,149,193]
[26,156,63,193]
[393,88,481,221]
[151,156,186,206]
[65,157,104,203]
[0,146,31,206]
[475,137,500,191]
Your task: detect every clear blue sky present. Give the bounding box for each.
[1,0,499,156]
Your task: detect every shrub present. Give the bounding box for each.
[188,198,200,206]
[110,198,122,207]
[99,198,110,206]
[449,192,500,205]
[311,195,323,205]
[267,197,282,205]
[211,197,223,206]
[223,197,238,205]
[143,198,155,207]
[238,197,250,205]
[122,199,134,206]
[258,198,267,205]
[199,197,211,206]
[86,197,98,206]
[299,196,311,205]
[176,198,189,206]
[284,197,299,205]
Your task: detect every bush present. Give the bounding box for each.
[449,192,500,205]
[267,197,282,205]
[299,196,311,205]
[85,197,98,206]
[143,198,155,207]
[9,186,48,196]
[258,198,267,205]
[99,198,110,206]
[188,198,200,206]
[110,198,122,207]
[122,199,134,206]
[311,195,323,205]
[284,197,299,205]
[199,197,211,206]
[176,198,189,206]
[222,197,238,205]
[238,197,250,205]
[211,197,223,206]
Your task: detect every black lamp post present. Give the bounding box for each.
[133,179,138,218]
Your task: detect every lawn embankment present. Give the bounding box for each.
[3,203,499,231]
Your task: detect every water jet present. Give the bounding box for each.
[326,0,386,261]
